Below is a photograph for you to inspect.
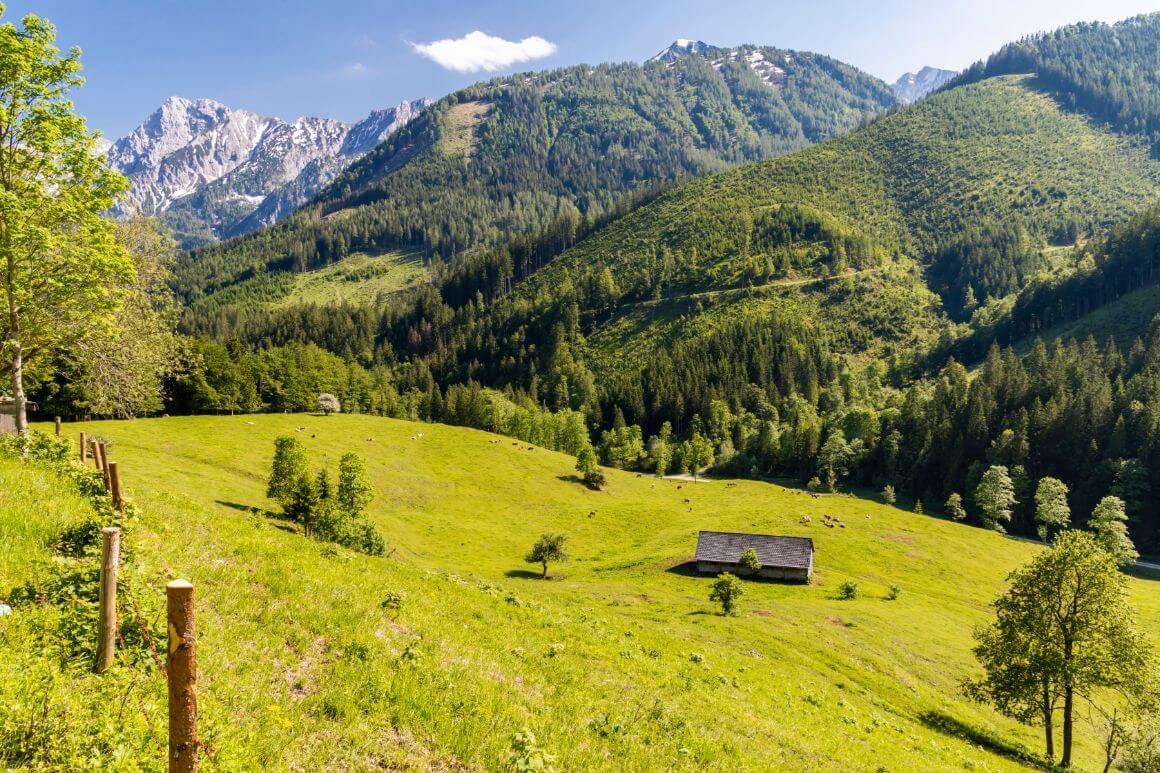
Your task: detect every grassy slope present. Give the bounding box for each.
[270,250,428,309]
[14,413,1155,770]
[525,75,1160,375]
[1027,284,1160,352]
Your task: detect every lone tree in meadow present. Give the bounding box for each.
[1089,495,1138,567]
[317,392,341,415]
[268,436,309,507]
[0,9,131,433]
[1034,476,1070,542]
[882,484,896,506]
[975,465,1016,532]
[709,573,744,616]
[526,533,568,578]
[945,492,967,521]
[738,547,761,574]
[966,530,1152,768]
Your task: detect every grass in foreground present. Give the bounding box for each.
[6,413,1157,770]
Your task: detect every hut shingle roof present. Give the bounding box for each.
[695,531,813,569]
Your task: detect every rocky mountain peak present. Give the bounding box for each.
[649,39,712,62]
[891,66,957,104]
[106,96,429,246]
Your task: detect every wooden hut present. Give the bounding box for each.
[695,530,814,582]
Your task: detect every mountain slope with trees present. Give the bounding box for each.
[948,13,1160,144]
[174,45,898,307]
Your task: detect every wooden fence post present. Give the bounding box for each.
[108,462,124,512]
[100,443,112,491]
[92,440,104,471]
[95,527,121,673]
[54,416,61,437]
[80,431,88,464]
[167,580,198,773]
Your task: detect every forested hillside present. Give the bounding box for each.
[949,13,1160,143]
[174,46,896,308]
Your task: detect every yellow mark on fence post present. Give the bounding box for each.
[167,580,198,773]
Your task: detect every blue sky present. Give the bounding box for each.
[7,0,1158,139]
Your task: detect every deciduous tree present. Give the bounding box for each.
[337,452,374,517]
[967,531,1152,767]
[268,436,309,507]
[975,465,1016,532]
[1034,477,1070,542]
[1089,495,1138,567]
[945,492,966,521]
[709,573,744,615]
[526,533,568,578]
[0,9,130,432]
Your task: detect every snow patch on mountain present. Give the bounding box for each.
[649,39,710,62]
[650,41,792,88]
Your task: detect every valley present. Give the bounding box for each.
[4,6,1160,771]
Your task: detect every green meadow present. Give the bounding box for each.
[5,413,1158,770]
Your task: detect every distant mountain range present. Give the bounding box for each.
[105,96,431,247]
[891,66,957,103]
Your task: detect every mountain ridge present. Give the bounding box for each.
[106,95,431,247]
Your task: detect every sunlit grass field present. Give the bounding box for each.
[6,413,1157,770]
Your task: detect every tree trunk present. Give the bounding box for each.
[541,561,547,578]
[1042,687,1055,762]
[10,338,25,434]
[1061,685,1073,768]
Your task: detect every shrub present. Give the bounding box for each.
[336,520,386,556]
[710,573,744,615]
[575,447,605,490]
[381,591,405,611]
[506,728,556,772]
[54,513,106,557]
[881,484,896,505]
[886,583,901,601]
[838,580,860,600]
[945,492,966,520]
[738,547,761,574]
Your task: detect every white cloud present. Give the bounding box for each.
[344,62,369,76]
[411,31,557,73]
